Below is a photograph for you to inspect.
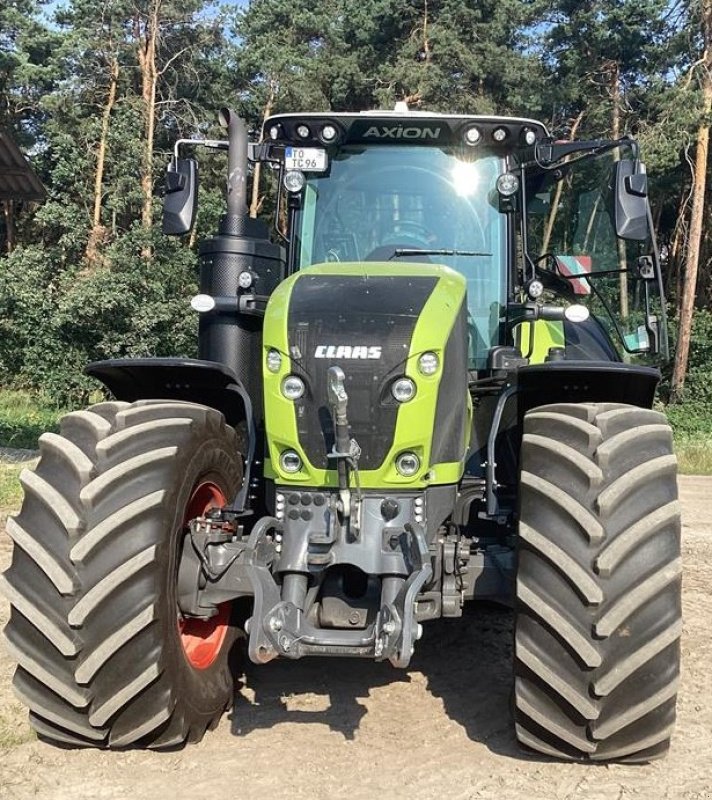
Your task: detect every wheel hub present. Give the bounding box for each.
[178,481,230,669]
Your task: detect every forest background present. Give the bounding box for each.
[1,0,712,465]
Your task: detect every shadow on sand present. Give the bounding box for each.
[228,602,524,758]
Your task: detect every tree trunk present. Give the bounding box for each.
[669,187,688,301]
[250,86,276,219]
[609,62,630,319]
[541,110,585,254]
[137,1,160,247]
[85,56,119,266]
[3,200,15,253]
[672,3,712,400]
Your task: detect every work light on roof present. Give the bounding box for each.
[464,126,482,146]
[320,124,338,142]
[296,124,310,139]
[492,127,509,143]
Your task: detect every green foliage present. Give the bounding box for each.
[674,438,712,475]
[0,228,198,405]
[660,309,712,439]
[0,390,63,450]
[0,0,710,447]
[0,462,27,509]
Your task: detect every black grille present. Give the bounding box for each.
[288,274,437,470]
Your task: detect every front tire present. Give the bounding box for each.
[514,402,682,762]
[2,400,243,748]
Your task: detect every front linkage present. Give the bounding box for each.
[178,364,448,667]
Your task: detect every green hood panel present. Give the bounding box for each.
[262,262,471,488]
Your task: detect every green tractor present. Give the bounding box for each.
[2,105,681,760]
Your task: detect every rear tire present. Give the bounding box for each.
[514,402,681,762]
[2,400,243,748]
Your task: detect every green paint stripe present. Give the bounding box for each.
[517,320,565,364]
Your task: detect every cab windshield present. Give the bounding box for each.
[293,145,507,368]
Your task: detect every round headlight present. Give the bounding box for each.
[266,349,282,373]
[190,294,215,313]
[391,377,416,402]
[464,126,481,146]
[296,124,310,139]
[238,270,254,289]
[321,124,337,142]
[282,375,305,400]
[418,352,439,376]
[493,126,509,143]
[526,279,544,300]
[280,450,302,473]
[283,170,305,193]
[396,452,420,477]
[496,173,520,197]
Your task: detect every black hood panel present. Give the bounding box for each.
[288,274,437,470]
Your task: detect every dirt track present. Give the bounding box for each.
[0,476,710,800]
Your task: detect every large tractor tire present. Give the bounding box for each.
[514,402,682,762]
[1,400,243,748]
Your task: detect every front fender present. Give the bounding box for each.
[86,357,256,511]
[86,357,252,427]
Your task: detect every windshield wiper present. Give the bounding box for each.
[390,248,492,260]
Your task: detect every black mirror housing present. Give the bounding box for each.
[614,159,650,241]
[162,158,198,235]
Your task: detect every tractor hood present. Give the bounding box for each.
[262,262,471,488]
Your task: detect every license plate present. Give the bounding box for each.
[285,147,328,172]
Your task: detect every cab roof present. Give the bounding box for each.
[263,109,549,150]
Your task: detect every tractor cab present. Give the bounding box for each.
[258,110,667,373]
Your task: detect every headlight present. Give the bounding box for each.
[496,173,519,197]
[526,280,544,300]
[266,349,282,373]
[396,452,420,477]
[391,377,416,402]
[280,450,302,473]
[418,352,439,375]
[281,375,305,400]
[283,170,305,193]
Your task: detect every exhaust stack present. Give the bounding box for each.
[198,109,285,439]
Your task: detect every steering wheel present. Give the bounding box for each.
[382,220,434,249]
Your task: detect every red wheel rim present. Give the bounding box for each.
[178,481,231,670]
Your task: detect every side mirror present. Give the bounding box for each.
[614,159,650,241]
[162,158,198,235]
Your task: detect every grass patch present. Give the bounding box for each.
[674,437,712,475]
[0,390,65,450]
[0,463,24,510]
[0,706,35,749]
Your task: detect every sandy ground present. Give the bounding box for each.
[0,475,710,800]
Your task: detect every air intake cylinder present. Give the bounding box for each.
[198,109,284,427]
